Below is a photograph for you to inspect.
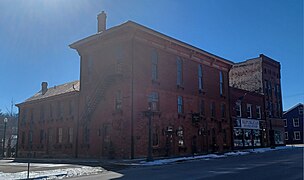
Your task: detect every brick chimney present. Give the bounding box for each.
[41,82,48,95]
[97,11,107,33]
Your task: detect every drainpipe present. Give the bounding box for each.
[130,31,137,159]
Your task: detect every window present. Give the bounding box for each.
[247,104,252,118]
[148,92,159,111]
[256,106,261,119]
[285,132,288,140]
[294,131,301,140]
[199,99,205,116]
[177,126,184,147]
[116,46,123,73]
[88,57,93,82]
[198,64,203,90]
[293,118,299,127]
[68,127,73,143]
[211,102,216,118]
[115,90,122,110]
[40,129,44,144]
[221,104,226,118]
[152,127,159,147]
[58,128,63,143]
[50,103,53,118]
[83,126,90,143]
[21,132,25,144]
[176,57,183,86]
[151,50,158,81]
[236,102,241,117]
[284,119,287,127]
[29,130,33,144]
[22,109,27,124]
[177,96,183,114]
[30,109,34,123]
[219,71,224,96]
[268,81,272,96]
[57,101,64,117]
[69,100,74,115]
[48,128,53,144]
[264,80,268,95]
[40,105,45,121]
[299,106,303,115]
[223,129,227,144]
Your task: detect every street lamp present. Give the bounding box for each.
[2,118,8,157]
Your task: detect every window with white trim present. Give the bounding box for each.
[58,128,63,143]
[176,57,183,86]
[256,106,261,119]
[219,71,224,95]
[148,92,159,111]
[151,49,158,81]
[115,90,122,111]
[294,131,301,140]
[68,127,73,143]
[198,64,203,90]
[177,96,183,114]
[299,106,303,115]
[284,119,287,127]
[285,132,288,140]
[293,118,299,127]
[247,104,252,118]
[236,102,241,117]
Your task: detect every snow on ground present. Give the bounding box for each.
[0,145,301,179]
[0,166,103,180]
[140,145,301,166]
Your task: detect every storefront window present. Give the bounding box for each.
[177,126,184,147]
[253,130,261,146]
[244,130,252,146]
[233,129,243,147]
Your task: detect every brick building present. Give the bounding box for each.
[16,81,79,158]
[283,103,303,144]
[68,11,233,159]
[16,12,285,159]
[229,54,285,146]
[229,87,267,149]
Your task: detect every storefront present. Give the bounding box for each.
[233,118,263,148]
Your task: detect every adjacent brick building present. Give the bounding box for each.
[229,55,285,146]
[229,87,267,149]
[16,81,79,158]
[283,103,303,144]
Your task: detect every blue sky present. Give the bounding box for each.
[0,0,303,114]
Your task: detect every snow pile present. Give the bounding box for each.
[140,146,300,166]
[0,166,103,180]
[140,154,226,165]
[225,151,250,156]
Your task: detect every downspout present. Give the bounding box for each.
[227,65,234,151]
[75,54,83,158]
[130,31,136,159]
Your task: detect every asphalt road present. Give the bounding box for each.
[69,147,303,180]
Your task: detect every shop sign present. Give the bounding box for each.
[241,118,259,130]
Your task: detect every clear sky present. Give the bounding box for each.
[0,0,303,114]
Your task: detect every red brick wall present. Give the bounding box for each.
[17,92,79,158]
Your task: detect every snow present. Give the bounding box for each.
[0,145,301,179]
[139,145,301,166]
[0,166,103,180]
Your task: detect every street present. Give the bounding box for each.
[69,147,303,180]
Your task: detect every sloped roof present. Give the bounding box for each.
[24,80,80,103]
[283,103,303,115]
[70,21,233,65]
